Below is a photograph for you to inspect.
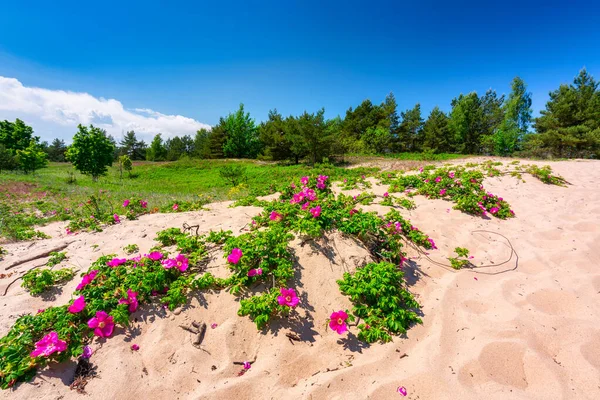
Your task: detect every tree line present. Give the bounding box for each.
[1,68,598,177]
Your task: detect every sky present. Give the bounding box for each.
[0,0,599,143]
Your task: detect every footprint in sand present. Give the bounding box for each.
[478,342,528,389]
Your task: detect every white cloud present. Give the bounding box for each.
[0,76,211,142]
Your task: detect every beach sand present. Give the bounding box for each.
[1,158,599,399]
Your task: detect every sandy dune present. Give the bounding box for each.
[1,159,599,399]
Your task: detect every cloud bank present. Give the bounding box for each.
[0,76,211,142]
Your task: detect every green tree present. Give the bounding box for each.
[222,104,261,158]
[258,109,292,161]
[422,107,453,153]
[528,68,600,158]
[0,119,37,152]
[66,125,115,181]
[47,138,67,162]
[288,109,331,165]
[165,136,185,161]
[16,140,48,174]
[208,120,227,159]
[119,131,147,160]
[448,93,482,154]
[118,155,133,178]
[0,144,17,173]
[397,103,424,152]
[193,128,211,159]
[488,77,532,155]
[146,134,167,161]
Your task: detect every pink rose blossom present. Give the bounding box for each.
[243,361,252,370]
[301,176,309,186]
[397,386,408,396]
[490,207,499,214]
[277,288,299,307]
[131,344,140,351]
[68,295,86,313]
[310,205,321,218]
[113,214,120,223]
[146,251,163,261]
[427,238,438,250]
[172,203,179,211]
[88,311,115,338]
[140,200,148,208]
[316,182,326,190]
[76,270,99,290]
[107,258,127,267]
[30,332,67,358]
[301,202,310,210]
[383,192,389,198]
[439,189,446,196]
[227,248,243,264]
[118,289,139,313]
[269,211,283,222]
[448,171,455,178]
[329,310,348,334]
[123,199,130,207]
[81,345,93,359]
[162,254,189,272]
[211,323,218,329]
[247,268,263,277]
[435,176,441,183]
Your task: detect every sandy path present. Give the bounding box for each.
[1,159,599,399]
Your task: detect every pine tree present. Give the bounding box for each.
[422,107,452,153]
[146,134,167,161]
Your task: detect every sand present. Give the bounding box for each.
[1,158,599,399]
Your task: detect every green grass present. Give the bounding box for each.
[346,152,469,162]
[0,159,378,240]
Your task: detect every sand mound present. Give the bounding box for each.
[1,159,600,399]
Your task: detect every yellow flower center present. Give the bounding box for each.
[285,296,291,302]
[337,318,344,325]
[99,322,105,329]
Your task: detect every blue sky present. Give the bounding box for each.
[0,0,598,142]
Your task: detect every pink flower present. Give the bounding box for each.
[123,199,130,207]
[490,207,499,214]
[302,187,317,201]
[269,211,282,222]
[435,176,441,183]
[247,268,263,277]
[81,345,93,359]
[316,182,326,190]
[68,295,86,313]
[211,323,218,329]
[88,311,115,338]
[118,289,139,313]
[317,175,328,183]
[146,251,163,261]
[227,248,243,264]
[310,205,321,218]
[424,179,430,183]
[162,254,189,272]
[131,344,139,351]
[383,192,389,198]
[329,310,348,334]
[419,167,423,173]
[172,203,179,211]
[140,200,148,208]
[113,214,120,223]
[30,332,67,358]
[76,270,99,290]
[107,258,127,267]
[277,288,299,307]
[301,176,309,186]
[427,238,437,250]
[448,171,455,179]
[36,309,45,314]
[397,386,407,396]
[290,183,296,189]
[66,227,73,235]
[290,192,305,204]
[439,189,446,196]
[301,202,310,210]
[243,361,251,370]
[349,209,358,216]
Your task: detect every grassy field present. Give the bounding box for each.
[0,158,383,241]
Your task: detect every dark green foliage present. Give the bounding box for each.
[46,139,67,162]
[146,133,168,161]
[397,103,424,152]
[22,268,74,295]
[16,140,48,174]
[66,125,115,180]
[526,68,600,158]
[119,131,147,160]
[422,107,453,153]
[219,165,247,186]
[338,262,422,343]
[222,104,261,158]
